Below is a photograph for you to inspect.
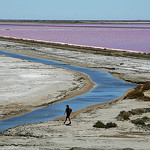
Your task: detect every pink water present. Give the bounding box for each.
[0,23,150,52]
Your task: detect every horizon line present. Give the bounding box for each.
[0,19,150,22]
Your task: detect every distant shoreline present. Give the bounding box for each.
[0,19,150,25]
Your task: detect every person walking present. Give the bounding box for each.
[64,105,72,124]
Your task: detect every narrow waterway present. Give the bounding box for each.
[0,50,135,132]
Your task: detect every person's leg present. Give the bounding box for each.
[69,116,71,124]
[64,116,67,124]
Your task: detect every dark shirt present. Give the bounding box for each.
[66,107,70,116]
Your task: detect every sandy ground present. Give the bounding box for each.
[0,40,150,150]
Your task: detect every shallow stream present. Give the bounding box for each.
[0,50,135,132]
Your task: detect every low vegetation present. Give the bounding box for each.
[93,121,117,128]
[131,116,148,125]
[126,90,144,99]
[125,82,150,101]
[131,116,150,128]
[142,82,150,92]
[116,108,150,121]
[116,111,130,120]
[132,118,145,126]
[117,109,150,129]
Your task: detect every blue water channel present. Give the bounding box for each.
[0,50,136,132]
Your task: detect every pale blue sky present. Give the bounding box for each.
[0,0,149,20]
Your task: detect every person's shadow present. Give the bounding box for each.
[66,123,71,126]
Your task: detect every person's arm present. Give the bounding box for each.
[64,109,66,115]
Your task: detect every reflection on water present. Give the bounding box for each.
[0,50,136,132]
